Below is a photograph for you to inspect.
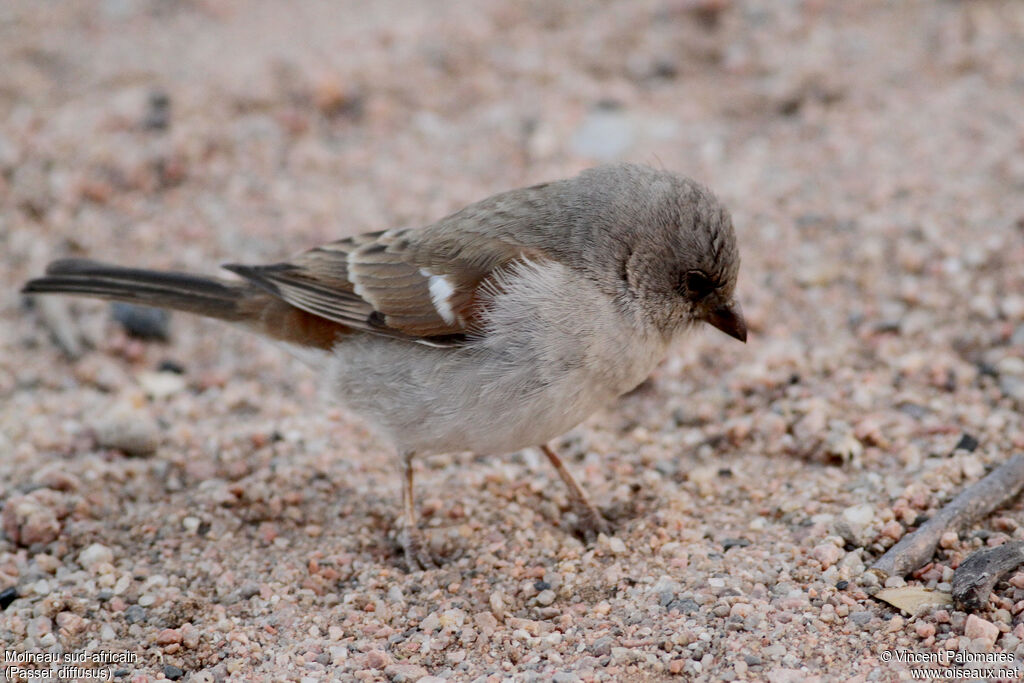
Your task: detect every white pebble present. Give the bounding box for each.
[78,543,114,570]
[965,614,999,646]
[842,504,875,527]
[607,536,628,554]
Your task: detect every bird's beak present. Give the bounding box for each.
[704,301,747,343]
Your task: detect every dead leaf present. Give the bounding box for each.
[874,586,953,615]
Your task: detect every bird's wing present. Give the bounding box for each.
[224,226,544,347]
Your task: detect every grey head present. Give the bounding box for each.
[550,164,746,342]
[416,163,745,343]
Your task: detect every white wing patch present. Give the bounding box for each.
[346,250,369,300]
[421,269,456,324]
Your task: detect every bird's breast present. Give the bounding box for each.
[324,260,668,455]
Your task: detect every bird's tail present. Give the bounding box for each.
[22,258,248,322]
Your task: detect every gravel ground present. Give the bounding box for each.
[2,1,1024,681]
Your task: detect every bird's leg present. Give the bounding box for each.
[398,451,437,571]
[540,443,610,542]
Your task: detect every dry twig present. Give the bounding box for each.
[952,540,1024,611]
[870,454,1024,580]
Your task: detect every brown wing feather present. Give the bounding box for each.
[224,228,537,347]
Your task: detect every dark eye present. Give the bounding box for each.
[680,270,716,301]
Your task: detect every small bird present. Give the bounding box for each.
[23,163,746,569]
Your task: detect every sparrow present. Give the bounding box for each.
[22,163,746,570]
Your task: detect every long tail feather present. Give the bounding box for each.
[22,258,246,321]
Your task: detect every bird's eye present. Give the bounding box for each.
[680,270,716,301]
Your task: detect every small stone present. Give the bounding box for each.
[552,673,581,683]
[124,605,147,624]
[2,493,62,546]
[793,404,828,442]
[55,611,87,635]
[180,623,200,649]
[0,586,18,610]
[722,538,750,551]
[79,543,114,570]
[1000,376,1024,405]
[225,582,260,604]
[33,467,81,492]
[365,649,390,669]
[881,521,904,541]
[960,455,985,480]
[825,426,863,463]
[439,608,466,629]
[842,503,875,527]
[939,531,959,549]
[489,591,505,618]
[834,504,874,546]
[312,76,363,119]
[93,408,160,456]
[111,302,170,340]
[138,371,186,399]
[157,359,186,374]
[1002,296,1024,320]
[666,597,700,614]
[113,574,131,594]
[688,465,718,488]
[590,636,614,656]
[420,612,441,632]
[848,611,874,626]
[383,663,427,682]
[812,542,843,568]
[964,614,999,646]
[536,589,556,606]
[997,357,1024,377]
[163,664,184,680]
[600,535,628,554]
[143,90,171,130]
[953,433,979,453]
[28,616,52,640]
[156,628,182,645]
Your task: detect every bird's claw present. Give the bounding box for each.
[399,524,438,572]
[571,504,612,545]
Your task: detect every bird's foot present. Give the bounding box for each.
[398,522,438,572]
[569,502,612,545]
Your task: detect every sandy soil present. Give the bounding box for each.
[2,1,1024,681]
